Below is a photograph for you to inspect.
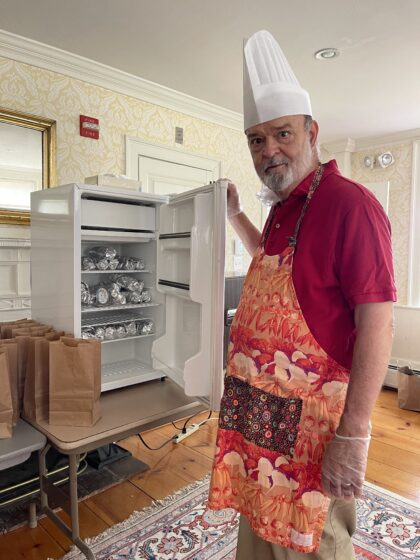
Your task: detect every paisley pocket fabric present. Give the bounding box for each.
[219,375,302,457]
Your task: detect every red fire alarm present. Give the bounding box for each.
[80,115,100,139]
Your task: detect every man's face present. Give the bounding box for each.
[246,115,318,199]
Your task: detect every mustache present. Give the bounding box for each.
[263,158,289,173]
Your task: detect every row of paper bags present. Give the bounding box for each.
[0,319,101,439]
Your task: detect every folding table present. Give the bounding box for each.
[24,379,205,559]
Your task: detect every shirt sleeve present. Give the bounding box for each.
[335,196,397,309]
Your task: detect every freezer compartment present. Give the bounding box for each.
[81,197,155,232]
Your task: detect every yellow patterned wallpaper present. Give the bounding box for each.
[351,143,413,304]
[0,55,262,275]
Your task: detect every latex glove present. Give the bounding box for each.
[321,433,371,500]
[226,181,243,219]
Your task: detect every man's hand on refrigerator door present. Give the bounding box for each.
[223,179,243,219]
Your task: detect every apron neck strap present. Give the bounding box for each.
[287,163,324,248]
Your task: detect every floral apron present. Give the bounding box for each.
[208,165,351,553]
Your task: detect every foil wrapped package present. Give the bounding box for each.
[138,319,154,335]
[140,290,152,303]
[81,282,94,306]
[94,327,106,340]
[88,246,117,260]
[81,327,96,339]
[95,258,109,270]
[81,257,96,270]
[115,324,127,338]
[126,321,137,336]
[108,258,119,270]
[118,256,145,270]
[95,286,110,306]
[111,274,142,292]
[126,291,142,304]
[105,326,116,340]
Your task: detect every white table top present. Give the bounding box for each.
[0,419,46,470]
[24,379,205,455]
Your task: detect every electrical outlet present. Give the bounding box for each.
[175,127,184,144]
[173,423,200,443]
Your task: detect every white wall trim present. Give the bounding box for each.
[126,137,222,178]
[353,129,420,151]
[407,141,420,306]
[0,29,243,131]
[323,138,356,154]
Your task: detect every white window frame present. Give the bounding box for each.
[407,141,420,306]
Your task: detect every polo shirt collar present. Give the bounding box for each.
[289,159,339,200]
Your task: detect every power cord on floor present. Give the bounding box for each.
[137,432,177,451]
[171,409,214,433]
[138,410,217,450]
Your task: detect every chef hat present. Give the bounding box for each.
[243,30,312,131]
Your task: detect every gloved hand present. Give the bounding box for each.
[226,181,243,219]
[321,432,371,500]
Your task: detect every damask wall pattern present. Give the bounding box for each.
[351,143,413,304]
[0,55,263,275]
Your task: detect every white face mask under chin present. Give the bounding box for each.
[256,185,280,207]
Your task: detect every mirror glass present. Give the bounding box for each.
[0,108,56,225]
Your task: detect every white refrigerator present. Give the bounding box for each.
[30,181,226,411]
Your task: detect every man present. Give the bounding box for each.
[208,30,396,559]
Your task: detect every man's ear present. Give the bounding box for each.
[309,120,319,147]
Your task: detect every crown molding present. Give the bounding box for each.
[322,138,356,154]
[353,129,420,151]
[0,29,243,131]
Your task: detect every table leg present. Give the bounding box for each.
[28,501,37,528]
[69,454,80,541]
[38,448,95,560]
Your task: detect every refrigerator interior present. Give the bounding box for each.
[31,183,226,407]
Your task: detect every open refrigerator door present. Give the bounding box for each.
[152,180,227,411]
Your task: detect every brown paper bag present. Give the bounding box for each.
[1,320,40,339]
[11,325,52,338]
[23,332,65,422]
[0,349,13,438]
[12,335,31,411]
[49,337,101,427]
[0,342,19,426]
[398,366,420,412]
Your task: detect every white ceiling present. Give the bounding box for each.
[1,0,420,143]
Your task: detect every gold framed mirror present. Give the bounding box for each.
[0,107,56,225]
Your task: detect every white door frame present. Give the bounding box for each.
[125,137,222,187]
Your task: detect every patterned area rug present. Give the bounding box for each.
[60,476,419,560]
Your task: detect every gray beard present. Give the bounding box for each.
[263,164,294,193]
[260,143,314,195]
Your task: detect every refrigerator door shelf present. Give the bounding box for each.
[153,181,226,410]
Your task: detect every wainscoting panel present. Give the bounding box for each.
[0,226,31,320]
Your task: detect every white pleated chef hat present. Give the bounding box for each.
[243,30,312,131]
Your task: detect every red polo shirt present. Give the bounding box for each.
[263,160,396,370]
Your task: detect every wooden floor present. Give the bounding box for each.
[0,388,419,559]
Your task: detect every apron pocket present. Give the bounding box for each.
[219,375,302,457]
